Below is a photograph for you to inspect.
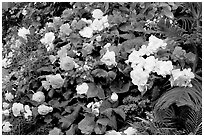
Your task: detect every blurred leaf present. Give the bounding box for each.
[113,108,126,121]
[78,113,95,134]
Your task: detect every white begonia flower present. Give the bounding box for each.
[2,121,12,133]
[96,35,102,42]
[91,101,103,116]
[18,27,30,40]
[12,102,24,117]
[87,102,94,108]
[24,105,32,119]
[2,109,10,116]
[38,104,53,115]
[32,91,45,103]
[125,49,144,65]
[111,92,118,102]
[144,56,157,73]
[40,32,55,51]
[170,68,195,87]
[139,45,149,56]
[92,9,104,19]
[124,127,137,135]
[46,22,55,28]
[22,8,27,16]
[41,81,50,91]
[104,43,111,49]
[101,50,117,66]
[146,35,167,55]
[46,74,64,89]
[79,26,93,38]
[101,15,109,28]
[130,66,149,92]
[2,58,11,68]
[59,56,75,71]
[81,18,92,25]
[5,92,14,102]
[154,60,173,77]
[76,83,89,95]
[57,46,68,59]
[90,19,104,31]
[3,102,10,109]
[60,23,72,36]
[105,130,122,135]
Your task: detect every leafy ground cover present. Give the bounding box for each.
[2,2,202,135]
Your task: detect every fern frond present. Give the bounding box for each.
[182,108,202,134]
[154,85,202,114]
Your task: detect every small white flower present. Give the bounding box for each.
[76,83,89,95]
[41,81,50,91]
[105,130,122,135]
[12,102,24,117]
[18,27,30,40]
[38,104,53,115]
[22,8,27,16]
[2,109,10,116]
[5,92,14,102]
[111,92,118,102]
[3,102,10,109]
[79,26,93,38]
[92,9,104,19]
[40,32,55,51]
[101,50,117,66]
[81,18,92,25]
[24,105,32,119]
[124,127,137,135]
[104,43,111,49]
[96,35,102,42]
[90,19,104,31]
[2,58,11,68]
[2,121,12,133]
[32,91,45,103]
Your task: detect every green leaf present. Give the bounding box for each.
[162,7,174,19]
[49,127,63,135]
[48,89,55,98]
[91,69,108,78]
[99,100,112,112]
[59,105,81,130]
[78,114,95,134]
[113,108,126,121]
[66,124,77,135]
[97,118,110,126]
[110,79,130,93]
[121,37,144,53]
[87,83,98,98]
[44,115,52,124]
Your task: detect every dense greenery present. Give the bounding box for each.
[2,2,202,135]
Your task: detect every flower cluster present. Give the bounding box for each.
[87,101,103,116]
[127,35,174,92]
[40,32,55,51]
[170,68,195,87]
[79,9,109,38]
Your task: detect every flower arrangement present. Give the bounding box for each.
[2,2,202,135]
